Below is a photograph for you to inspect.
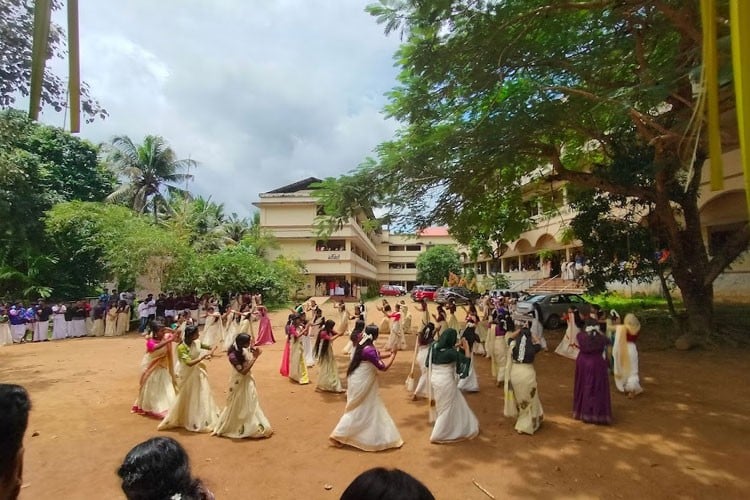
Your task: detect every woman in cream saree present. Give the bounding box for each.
[132,320,177,419]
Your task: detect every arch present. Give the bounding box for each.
[514,238,533,253]
[700,189,748,226]
[534,233,558,249]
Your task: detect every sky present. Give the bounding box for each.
[36,0,403,217]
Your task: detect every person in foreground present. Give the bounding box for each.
[213,333,273,439]
[572,314,612,424]
[428,328,479,443]
[340,467,434,500]
[330,324,402,451]
[504,323,544,435]
[0,384,31,500]
[118,436,214,500]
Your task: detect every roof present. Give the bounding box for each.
[265,177,322,194]
[418,226,450,237]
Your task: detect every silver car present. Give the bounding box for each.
[515,293,591,329]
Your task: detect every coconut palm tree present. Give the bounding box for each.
[104,135,196,222]
[221,212,251,245]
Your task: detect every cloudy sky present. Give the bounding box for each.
[37,0,403,216]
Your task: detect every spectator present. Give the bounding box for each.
[340,468,434,500]
[117,436,214,500]
[0,384,31,500]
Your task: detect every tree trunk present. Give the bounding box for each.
[673,279,714,350]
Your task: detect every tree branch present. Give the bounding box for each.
[651,0,701,44]
[704,223,750,286]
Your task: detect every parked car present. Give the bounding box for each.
[435,286,481,305]
[379,284,405,297]
[514,293,591,329]
[410,285,439,302]
[488,289,522,300]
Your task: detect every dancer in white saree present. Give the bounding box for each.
[158,325,219,433]
[201,306,224,349]
[428,328,479,443]
[555,306,581,360]
[613,313,643,397]
[411,323,436,400]
[504,324,544,435]
[330,324,402,451]
[213,333,273,439]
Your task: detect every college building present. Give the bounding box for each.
[253,178,456,298]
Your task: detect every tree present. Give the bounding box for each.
[415,245,461,285]
[0,0,107,122]
[317,0,748,346]
[0,109,114,298]
[44,201,193,296]
[104,135,196,222]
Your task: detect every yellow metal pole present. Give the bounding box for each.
[67,0,81,133]
[29,0,53,120]
[730,0,750,213]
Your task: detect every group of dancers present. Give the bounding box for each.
[129,291,645,452]
[131,295,277,439]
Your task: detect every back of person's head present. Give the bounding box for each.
[340,468,434,500]
[117,437,209,500]
[0,384,31,500]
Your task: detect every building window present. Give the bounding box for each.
[406,263,416,269]
[406,245,421,251]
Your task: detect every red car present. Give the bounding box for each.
[410,285,438,301]
[379,284,405,297]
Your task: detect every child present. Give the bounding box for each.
[131,319,177,419]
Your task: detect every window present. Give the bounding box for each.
[406,245,421,251]
[389,245,402,252]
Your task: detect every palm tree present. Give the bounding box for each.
[104,135,196,222]
[221,213,251,245]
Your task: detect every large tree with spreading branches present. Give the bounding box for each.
[315,0,749,347]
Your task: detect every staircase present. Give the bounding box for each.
[525,276,587,295]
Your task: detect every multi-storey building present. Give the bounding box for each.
[253,178,459,298]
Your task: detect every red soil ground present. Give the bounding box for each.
[1,299,748,499]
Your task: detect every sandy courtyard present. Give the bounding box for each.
[1,299,749,499]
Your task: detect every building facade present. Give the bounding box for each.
[253,178,459,298]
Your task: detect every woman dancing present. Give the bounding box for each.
[288,314,310,385]
[201,306,224,349]
[131,319,177,419]
[412,323,436,400]
[572,314,612,424]
[254,304,276,346]
[330,324,402,451]
[104,302,118,337]
[504,322,544,435]
[315,319,345,393]
[428,328,479,443]
[555,306,580,360]
[213,333,273,439]
[158,325,219,433]
[613,313,643,398]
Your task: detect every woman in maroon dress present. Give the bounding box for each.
[572,314,612,424]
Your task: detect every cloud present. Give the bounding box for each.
[38,0,402,216]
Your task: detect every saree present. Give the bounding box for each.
[158,341,219,432]
[555,315,579,360]
[316,343,344,393]
[330,362,403,451]
[213,356,273,439]
[132,343,176,419]
[430,363,479,443]
[503,340,544,435]
[289,335,310,384]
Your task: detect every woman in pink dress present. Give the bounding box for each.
[254,305,276,346]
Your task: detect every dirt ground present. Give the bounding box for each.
[2,298,749,499]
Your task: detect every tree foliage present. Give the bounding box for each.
[415,245,461,285]
[0,110,114,298]
[316,0,748,341]
[0,0,107,121]
[103,135,196,222]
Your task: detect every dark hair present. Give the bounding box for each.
[228,333,251,366]
[183,325,199,344]
[418,322,436,346]
[340,467,434,500]
[0,384,31,477]
[347,324,380,376]
[148,317,165,336]
[314,319,336,361]
[117,437,210,500]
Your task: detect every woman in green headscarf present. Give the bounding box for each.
[427,328,479,443]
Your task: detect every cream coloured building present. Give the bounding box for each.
[253,178,459,298]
